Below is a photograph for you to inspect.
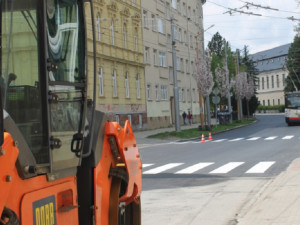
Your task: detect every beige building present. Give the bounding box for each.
[251,44,291,106]
[85,0,146,130]
[141,0,206,129]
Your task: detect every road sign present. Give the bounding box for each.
[212,96,220,104]
[213,88,220,96]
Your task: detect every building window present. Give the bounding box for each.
[123,24,127,48]
[186,59,189,73]
[267,76,269,89]
[165,2,170,19]
[143,10,148,28]
[276,75,279,88]
[167,34,171,49]
[159,51,166,67]
[262,77,265,89]
[257,78,260,90]
[271,75,274,88]
[151,14,156,31]
[268,99,270,106]
[273,99,275,105]
[263,100,265,106]
[190,35,193,48]
[134,28,138,51]
[183,2,186,16]
[178,28,182,42]
[155,84,159,101]
[161,85,168,100]
[282,74,286,86]
[97,13,101,41]
[153,49,157,66]
[145,47,149,64]
[171,0,177,9]
[192,89,196,102]
[187,89,190,102]
[147,84,151,100]
[112,69,117,97]
[157,17,164,34]
[132,0,135,7]
[136,74,141,99]
[182,88,185,102]
[125,72,130,98]
[278,99,280,105]
[111,19,114,45]
[180,58,184,71]
[176,57,180,71]
[98,67,104,96]
[183,30,187,43]
[177,0,181,13]
[188,6,191,18]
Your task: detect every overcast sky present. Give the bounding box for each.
[203,0,300,54]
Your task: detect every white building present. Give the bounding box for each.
[251,44,291,106]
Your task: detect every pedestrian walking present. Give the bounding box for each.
[188,111,192,125]
[182,111,187,125]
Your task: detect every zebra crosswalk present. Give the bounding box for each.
[142,161,276,175]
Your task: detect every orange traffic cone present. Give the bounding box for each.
[208,133,213,141]
[201,134,205,143]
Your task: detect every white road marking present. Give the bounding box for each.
[213,139,228,142]
[282,135,294,140]
[175,162,214,174]
[246,161,275,173]
[247,137,261,141]
[265,136,278,140]
[229,138,244,142]
[142,164,154,168]
[143,163,184,174]
[209,162,244,174]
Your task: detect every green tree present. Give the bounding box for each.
[208,32,225,57]
[285,35,300,92]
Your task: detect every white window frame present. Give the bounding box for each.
[111,19,114,45]
[161,85,168,100]
[134,28,138,51]
[113,69,117,97]
[157,17,164,34]
[97,13,101,41]
[123,23,127,48]
[136,74,141,99]
[147,84,151,100]
[151,14,156,31]
[143,10,148,28]
[176,57,180,71]
[145,47,149,63]
[155,84,159,101]
[153,49,157,66]
[171,0,177,9]
[159,51,166,67]
[125,72,130,98]
[98,67,104,96]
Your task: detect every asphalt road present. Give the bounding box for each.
[140,114,300,224]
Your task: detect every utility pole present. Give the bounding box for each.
[224,40,232,124]
[171,16,181,132]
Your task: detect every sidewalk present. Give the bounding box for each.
[236,157,300,225]
[134,118,217,140]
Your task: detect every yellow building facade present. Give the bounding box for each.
[86,0,146,130]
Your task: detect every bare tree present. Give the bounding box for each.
[193,49,214,127]
[245,76,255,118]
[234,72,247,119]
[215,59,235,98]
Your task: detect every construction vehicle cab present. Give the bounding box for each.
[0,0,142,224]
